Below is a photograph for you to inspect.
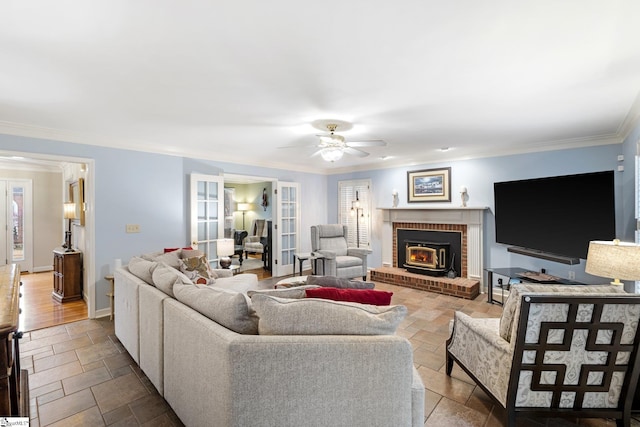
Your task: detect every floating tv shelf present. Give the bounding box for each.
[507,246,580,265]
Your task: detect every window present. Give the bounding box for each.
[338,180,371,248]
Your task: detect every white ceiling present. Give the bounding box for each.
[1,1,640,174]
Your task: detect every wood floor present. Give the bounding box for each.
[19,271,88,332]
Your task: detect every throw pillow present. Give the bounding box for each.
[164,247,194,253]
[127,257,159,285]
[305,287,393,306]
[181,249,205,259]
[152,263,193,297]
[247,284,321,300]
[173,283,259,335]
[306,275,375,289]
[251,294,407,335]
[179,255,215,285]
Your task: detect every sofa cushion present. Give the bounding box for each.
[127,257,159,285]
[152,263,193,298]
[306,275,375,289]
[179,255,216,285]
[173,281,259,334]
[499,283,626,342]
[305,287,393,306]
[251,294,407,335]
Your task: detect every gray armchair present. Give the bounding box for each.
[310,224,371,280]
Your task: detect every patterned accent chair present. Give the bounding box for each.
[446,284,640,426]
[310,224,371,280]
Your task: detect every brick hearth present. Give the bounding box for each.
[371,266,480,300]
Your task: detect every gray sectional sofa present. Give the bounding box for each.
[114,250,425,427]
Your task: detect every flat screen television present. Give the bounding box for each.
[494,171,616,261]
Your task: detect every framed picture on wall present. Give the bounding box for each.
[407,167,451,203]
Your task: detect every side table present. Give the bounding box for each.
[105,275,114,320]
[293,252,325,276]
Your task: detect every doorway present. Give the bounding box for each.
[0,152,95,328]
[0,179,32,271]
[223,173,300,278]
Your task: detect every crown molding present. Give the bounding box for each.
[0,120,630,177]
[0,120,331,175]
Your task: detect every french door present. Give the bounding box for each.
[273,182,300,277]
[0,179,33,272]
[189,174,225,266]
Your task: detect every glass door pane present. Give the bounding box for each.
[274,182,300,277]
[12,186,24,262]
[190,174,224,266]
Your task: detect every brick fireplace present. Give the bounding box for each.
[371,207,487,299]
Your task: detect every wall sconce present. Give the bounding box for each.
[237,203,252,230]
[63,202,76,251]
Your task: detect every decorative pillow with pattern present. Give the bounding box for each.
[179,255,216,285]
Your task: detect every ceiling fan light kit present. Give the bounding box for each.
[320,146,344,162]
[280,121,387,163]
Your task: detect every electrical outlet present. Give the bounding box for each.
[126,224,140,233]
[568,271,575,280]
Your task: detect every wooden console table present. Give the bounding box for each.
[0,264,29,417]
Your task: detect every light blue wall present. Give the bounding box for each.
[4,120,639,309]
[0,134,328,310]
[327,141,637,286]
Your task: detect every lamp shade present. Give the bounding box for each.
[64,203,76,219]
[585,239,640,285]
[216,238,234,257]
[237,203,252,212]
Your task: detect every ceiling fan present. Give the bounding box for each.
[281,122,387,162]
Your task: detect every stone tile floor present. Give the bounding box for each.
[21,282,640,426]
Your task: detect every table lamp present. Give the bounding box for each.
[63,202,76,251]
[585,239,640,285]
[216,238,235,268]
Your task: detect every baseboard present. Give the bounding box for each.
[93,307,111,319]
[32,266,53,273]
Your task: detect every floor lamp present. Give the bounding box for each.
[351,192,364,248]
[237,203,252,230]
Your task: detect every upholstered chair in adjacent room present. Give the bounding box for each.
[244,219,267,260]
[310,224,371,280]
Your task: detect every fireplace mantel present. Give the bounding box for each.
[377,207,488,283]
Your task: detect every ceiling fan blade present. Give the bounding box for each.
[344,147,370,158]
[346,139,387,147]
[277,142,318,149]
